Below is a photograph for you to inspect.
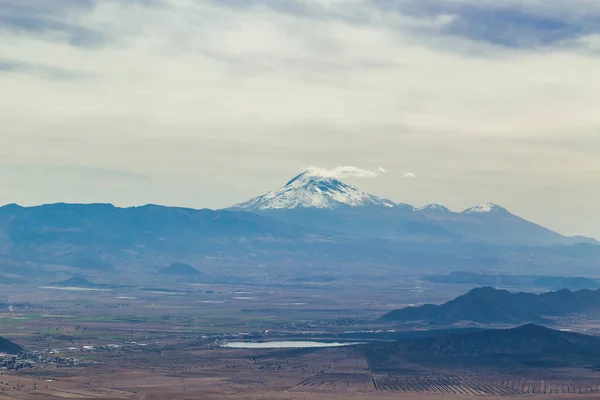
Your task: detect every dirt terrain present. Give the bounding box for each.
[3,279,600,399]
[3,343,600,399]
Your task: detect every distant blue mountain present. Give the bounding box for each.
[381,286,600,325]
[0,203,312,267]
[229,171,596,246]
[0,172,598,279]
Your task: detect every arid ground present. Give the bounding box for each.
[3,278,600,399]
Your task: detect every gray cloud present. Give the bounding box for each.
[210,0,600,49]
[0,1,109,48]
[391,0,600,48]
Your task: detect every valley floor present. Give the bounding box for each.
[3,344,600,399]
[3,279,600,399]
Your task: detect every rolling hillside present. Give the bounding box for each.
[381,286,600,325]
[365,324,600,370]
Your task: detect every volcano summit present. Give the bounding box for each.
[230,170,397,211]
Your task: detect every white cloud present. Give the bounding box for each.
[402,172,417,179]
[306,166,383,179]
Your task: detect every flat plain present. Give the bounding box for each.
[3,274,600,400]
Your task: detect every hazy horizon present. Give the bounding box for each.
[0,165,595,240]
[2,0,600,237]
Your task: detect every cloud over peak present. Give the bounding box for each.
[306,166,385,179]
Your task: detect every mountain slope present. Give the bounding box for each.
[0,203,315,265]
[381,286,600,325]
[0,337,23,354]
[442,202,580,246]
[159,263,202,276]
[365,324,600,370]
[2,203,308,241]
[0,173,597,278]
[228,172,593,246]
[230,171,397,211]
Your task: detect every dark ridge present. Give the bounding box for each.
[381,286,600,325]
[159,263,202,276]
[364,324,600,371]
[0,337,23,354]
[0,201,597,276]
[285,171,309,186]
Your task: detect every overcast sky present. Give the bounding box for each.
[1,0,600,237]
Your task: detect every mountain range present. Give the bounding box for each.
[0,170,598,281]
[381,286,600,325]
[229,170,595,246]
[229,170,504,214]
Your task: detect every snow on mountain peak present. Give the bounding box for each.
[230,170,397,211]
[462,202,507,214]
[416,204,450,213]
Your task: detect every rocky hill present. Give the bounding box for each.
[381,286,600,325]
[365,324,600,370]
[159,263,202,276]
[0,337,23,354]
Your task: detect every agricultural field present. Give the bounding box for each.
[2,277,600,400]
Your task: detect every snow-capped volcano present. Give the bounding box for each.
[462,202,508,214]
[230,171,397,211]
